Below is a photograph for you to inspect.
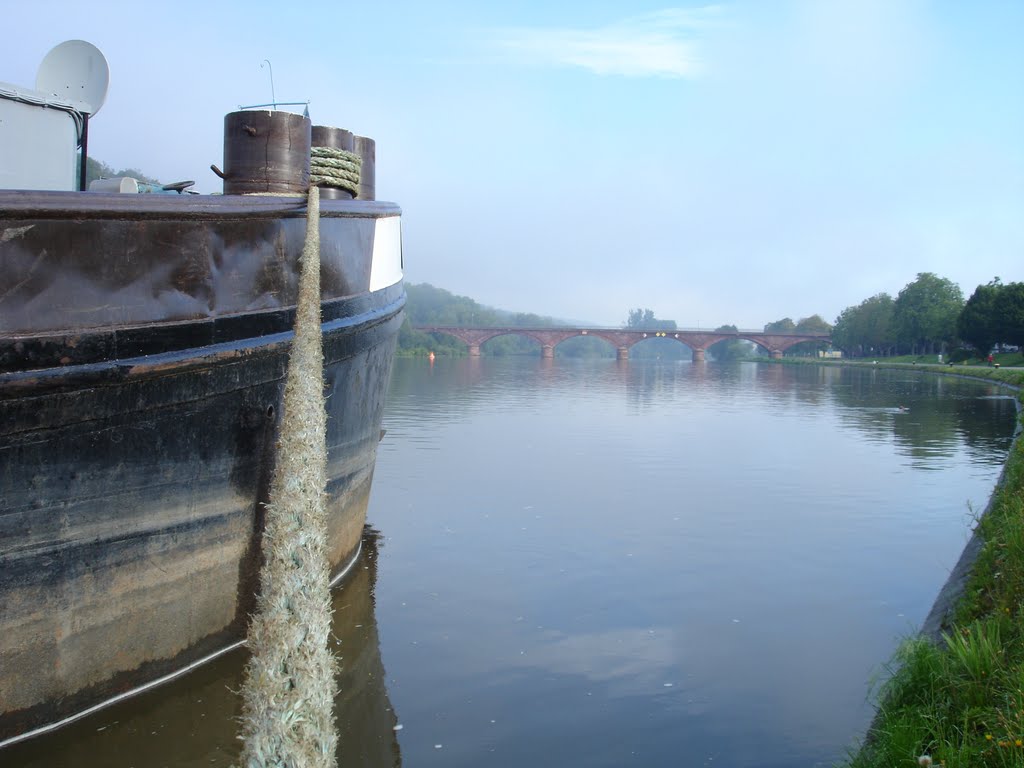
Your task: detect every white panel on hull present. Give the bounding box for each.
[369,215,403,292]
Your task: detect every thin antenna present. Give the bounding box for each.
[260,60,277,110]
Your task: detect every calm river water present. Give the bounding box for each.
[7,358,1018,768]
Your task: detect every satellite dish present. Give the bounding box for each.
[36,40,109,116]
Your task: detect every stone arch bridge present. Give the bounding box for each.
[416,326,832,361]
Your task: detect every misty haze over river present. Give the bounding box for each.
[9,358,1018,768]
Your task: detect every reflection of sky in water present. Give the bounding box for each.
[369,359,1016,767]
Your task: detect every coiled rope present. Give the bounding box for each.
[309,146,362,197]
[238,185,339,768]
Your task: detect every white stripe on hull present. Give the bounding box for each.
[369,215,403,292]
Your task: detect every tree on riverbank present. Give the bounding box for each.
[763,317,796,334]
[998,282,1024,348]
[625,308,686,359]
[832,294,896,357]
[760,316,833,356]
[958,279,1024,357]
[958,279,1003,356]
[397,283,490,356]
[892,272,964,355]
[835,274,964,358]
[710,324,751,360]
[790,315,833,356]
[80,157,161,186]
[625,308,676,331]
[397,283,611,357]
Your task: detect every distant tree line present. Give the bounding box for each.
[79,157,161,187]
[398,283,611,357]
[832,272,1024,359]
[760,315,833,357]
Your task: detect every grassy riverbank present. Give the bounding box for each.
[874,352,1024,369]
[800,360,1024,766]
[844,415,1023,767]
[765,356,1024,389]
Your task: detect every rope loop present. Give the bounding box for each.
[310,146,362,196]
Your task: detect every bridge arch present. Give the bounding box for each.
[735,334,829,357]
[734,335,774,356]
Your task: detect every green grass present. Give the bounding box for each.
[962,352,1024,368]
[841,400,1024,767]
[877,352,1024,368]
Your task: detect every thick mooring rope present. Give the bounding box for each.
[309,146,362,197]
[238,185,339,768]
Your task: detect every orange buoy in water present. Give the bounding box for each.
[428,351,435,362]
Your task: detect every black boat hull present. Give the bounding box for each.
[0,192,404,742]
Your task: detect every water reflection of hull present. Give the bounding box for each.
[0,193,404,743]
[335,527,403,768]
[2,527,401,767]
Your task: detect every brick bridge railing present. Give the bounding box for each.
[416,326,831,361]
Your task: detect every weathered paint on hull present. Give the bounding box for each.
[0,192,405,743]
[0,299,402,740]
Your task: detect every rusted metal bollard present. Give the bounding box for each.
[220,110,311,195]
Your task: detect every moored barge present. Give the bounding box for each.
[0,41,405,743]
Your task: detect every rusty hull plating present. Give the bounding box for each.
[0,191,405,743]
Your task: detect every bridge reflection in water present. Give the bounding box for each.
[417,326,832,361]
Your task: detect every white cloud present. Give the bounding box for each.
[493,6,722,79]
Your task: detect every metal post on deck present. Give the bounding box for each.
[78,114,89,191]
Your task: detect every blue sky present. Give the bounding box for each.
[3,1,1022,329]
